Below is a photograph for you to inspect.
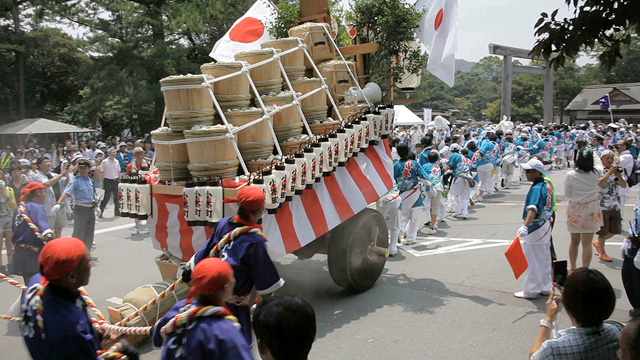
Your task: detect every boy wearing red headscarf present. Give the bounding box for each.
[21,237,138,360]
[184,185,284,343]
[152,258,252,360]
[10,181,53,282]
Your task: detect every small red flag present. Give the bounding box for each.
[505,236,528,279]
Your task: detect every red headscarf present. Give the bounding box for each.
[237,185,265,211]
[186,258,233,304]
[38,237,86,282]
[20,181,46,202]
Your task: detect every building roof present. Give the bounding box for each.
[566,83,640,111]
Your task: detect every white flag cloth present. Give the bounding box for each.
[209,0,277,62]
[415,0,458,87]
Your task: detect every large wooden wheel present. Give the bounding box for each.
[327,208,389,292]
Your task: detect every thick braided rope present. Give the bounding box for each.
[160,305,237,339]
[97,350,126,359]
[208,226,267,258]
[79,288,109,324]
[0,272,27,289]
[96,321,152,336]
[18,203,46,242]
[0,314,22,322]
[115,277,184,327]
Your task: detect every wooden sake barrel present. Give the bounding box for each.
[160,75,214,114]
[235,49,283,96]
[261,91,303,141]
[291,78,328,121]
[333,103,369,122]
[246,160,272,174]
[318,60,357,104]
[288,23,335,68]
[280,138,310,155]
[183,125,240,178]
[151,128,190,181]
[308,120,340,136]
[200,62,251,110]
[224,108,275,160]
[166,115,216,132]
[261,38,306,80]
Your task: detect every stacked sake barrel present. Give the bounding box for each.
[291,78,327,122]
[160,75,215,131]
[261,91,303,142]
[150,127,190,181]
[235,49,283,97]
[288,23,335,70]
[225,107,275,161]
[333,103,369,122]
[183,125,239,179]
[261,38,305,80]
[200,62,251,110]
[318,60,357,105]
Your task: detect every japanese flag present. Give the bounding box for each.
[415,0,458,87]
[209,0,277,62]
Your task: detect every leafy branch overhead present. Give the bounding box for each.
[349,0,427,87]
[531,0,640,70]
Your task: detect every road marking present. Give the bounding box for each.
[399,236,624,257]
[106,297,123,305]
[477,201,636,207]
[94,224,135,234]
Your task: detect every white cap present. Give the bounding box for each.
[450,144,462,151]
[118,142,127,147]
[18,159,29,166]
[520,158,545,174]
[95,149,104,156]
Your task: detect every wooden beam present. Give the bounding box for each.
[513,65,546,76]
[338,42,380,56]
[392,99,421,104]
[299,13,330,23]
[488,43,537,60]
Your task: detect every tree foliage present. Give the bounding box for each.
[349,0,427,90]
[531,0,640,70]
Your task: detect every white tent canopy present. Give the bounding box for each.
[0,118,94,135]
[393,105,424,126]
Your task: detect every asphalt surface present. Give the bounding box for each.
[0,167,636,359]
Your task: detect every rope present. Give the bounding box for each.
[0,272,27,289]
[97,350,127,359]
[160,305,237,339]
[0,314,22,322]
[115,278,184,327]
[208,226,267,259]
[17,203,46,242]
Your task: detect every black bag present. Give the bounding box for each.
[625,161,639,188]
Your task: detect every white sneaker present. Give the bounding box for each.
[429,228,437,235]
[453,213,462,218]
[131,227,139,235]
[439,218,447,224]
[404,240,416,245]
[476,196,483,202]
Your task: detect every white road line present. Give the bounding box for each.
[478,201,638,207]
[400,237,625,257]
[94,224,135,234]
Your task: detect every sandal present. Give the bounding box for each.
[592,240,602,255]
[599,254,613,262]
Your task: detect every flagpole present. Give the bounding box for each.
[607,94,614,124]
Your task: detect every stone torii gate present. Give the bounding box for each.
[488,43,554,125]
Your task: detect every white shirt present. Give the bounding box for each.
[100,157,121,179]
[564,170,600,203]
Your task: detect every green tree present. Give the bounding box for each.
[349,0,426,95]
[44,0,253,136]
[532,0,640,70]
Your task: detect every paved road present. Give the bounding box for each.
[0,167,635,359]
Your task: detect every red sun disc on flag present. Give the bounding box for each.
[434,8,444,31]
[348,28,357,38]
[229,17,265,43]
